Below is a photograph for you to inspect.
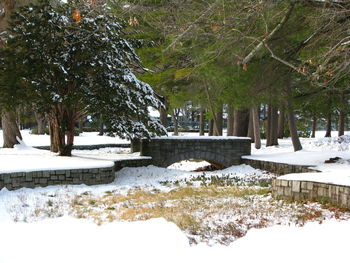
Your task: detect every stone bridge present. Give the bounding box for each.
[140,137,251,168]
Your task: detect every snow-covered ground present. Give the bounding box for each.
[246,134,350,186]
[0,216,348,263]
[0,130,128,147]
[0,130,350,262]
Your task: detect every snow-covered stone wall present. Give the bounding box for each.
[114,157,152,171]
[0,167,115,190]
[242,159,318,175]
[272,179,350,209]
[141,137,251,167]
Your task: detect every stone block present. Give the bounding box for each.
[56,170,66,175]
[292,181,301,193]
[306,182,313,190]
[281,180,288,187]
[73,178,80,184]
[277,186,284,196]
[284,187,292,196]
[43,171,51,177]
[2,174,11,185]
[344,187,350,195]
[25,173,33,182]
[34,171,41,176]
[301,182,307,189]
[10,173,19,178]
[39,178,47,185]
[317,187,326,197]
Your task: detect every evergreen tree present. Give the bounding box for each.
[1,0,165,156]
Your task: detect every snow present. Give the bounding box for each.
[0,148,114,173]
[279,169,350,186]
[115,164,273,191]
[0,130,128,147]
[155,136,250,140]
[0,130,350,262]
[0,138,114,172]
[0,212,349,262]
[244,133,350,186]
[0,217,189,263]
[148,106,160,117]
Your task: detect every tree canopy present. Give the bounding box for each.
[0,0,166,155]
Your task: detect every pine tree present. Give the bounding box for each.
[1,0,165,156]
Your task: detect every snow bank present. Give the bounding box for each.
[0,217,189,263]
[155,135,250,140]
[115,164,273,190]
[311,135,350,151]
[0,216,348,263]
[0,130,128,147]
[278,169,350,186]
[0,147,114,173]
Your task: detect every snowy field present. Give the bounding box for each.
[0,130,128,147]
[0,130,350,262]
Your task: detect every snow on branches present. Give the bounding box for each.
[1,0,166,155]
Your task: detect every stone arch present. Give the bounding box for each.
[141,137,251,168]
[164,150,227,168]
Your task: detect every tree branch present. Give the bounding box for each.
[240,3,295,65]
[264,43,307,76]
[162,0,222,53]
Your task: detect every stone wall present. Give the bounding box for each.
[114,157,153,171]
[141,137,251,168]
[272,179,350,209]
[0,166,115,190]
[242,158,319,175]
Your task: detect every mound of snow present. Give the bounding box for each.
[312,135,350,151]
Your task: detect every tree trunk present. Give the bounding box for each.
[1,0,36,146]
[251,107,261,149]
[311,116,317,138]
[131,138,141,153]
[199,109,205,136]
[49,121,59,153]
[34,112,46,134]
[1,111,22,147]
[285,81,302,151]
[98,114,104,136]
[233,108,249,137]
[277,109,285,139]
[63,109,76,156]
[325,112,332,137]
[208,119,214,136]
[227,106,234,136]
[213,106,223,136]
[266,105,278,146]
[172,109,179,136]
[287,105,302,151]
[338,110,345,137]
[159,105,168,127]
[247,110,255,142]
[266,105,272,146]
[78,116,84,134]
[48,106,77,156]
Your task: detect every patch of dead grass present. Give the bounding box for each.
[69,186,350,245]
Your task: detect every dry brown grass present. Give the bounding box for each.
[71,186,269,232]
[69,186,350,245]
